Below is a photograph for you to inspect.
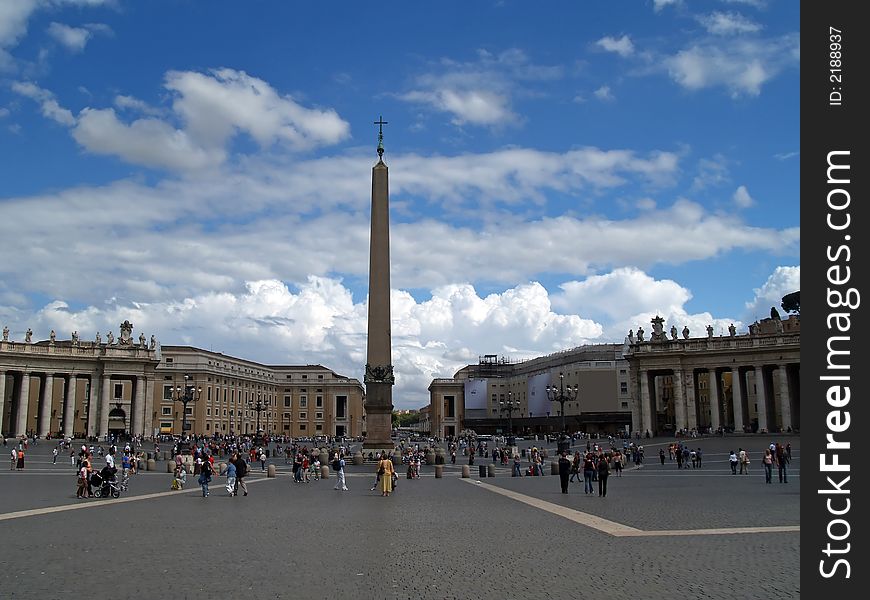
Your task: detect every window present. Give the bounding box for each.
[317,374,323,380]
[335,396,347,419]
[164,376,173,381]
[166,358,173,363]
[315,412,323,420]
[283,424,290,431]
[299,424,307,430]
[163,385,173,400]
[620,382,628,394]
[223,409,227,416]
[620,369,626,375]
[206,409,211,416]
[621,402,629,409]
[300,397,307,408]
[315,424,323,431]
[113,383,123,399]
[286,375,292,379]
[160,421,173,429]
[161,407,172,416]
[299,412,307,420]
[185,407,193,415]
[284,395,292,408]
[206,423,210,431]
[316,396,323,408]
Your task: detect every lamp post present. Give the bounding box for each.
[498,391,521,448]
[546,372,579,454]
[250,393,265,446]
[172,374,202,453]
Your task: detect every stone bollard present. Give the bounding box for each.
[435,465,443,478]
[353,452,364,466]
[219,462,227,475]
[542,449,549,459]
[425,451,435,465]
[267,464,276,478]
[551,462,558,475]
[321,465,330,479]
[462,465,470,478]
[167,462,174,473]
[319,451,329,467]
[163,451,169,461]
[487,463,495,478]
[146,458,156,471]
[138,459,146,471]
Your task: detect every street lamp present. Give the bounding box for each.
[172,374,202,453]
[250,393,266,446]
[546,372,579,454]
[498,391,521,448]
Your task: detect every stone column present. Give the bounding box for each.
[778,365,792,432]
[38,374,54,437]
[99,374,112,438]
[132,376,145,436]
[683,370,697,431]
[708,369,721,433]
[87,375,100,438]
[0,370,6,437]
[16,372,31,436]
[755,366,769,432]
[639,369,651,435]
[63,374,77,438]
[144,377,155,438]
[731,368,744,432]
[630,371,641,436]
[672,370,686,431]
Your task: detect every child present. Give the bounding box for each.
[172,464,186,490]
[310,457,320,481]
[225,460,237,496]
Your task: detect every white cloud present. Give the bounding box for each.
[596,35,635,57]
[10,80,75,125]
[399,48,562,128]
[114,94,162,116]
[47,22,91,52]
[697,12,762,35]
[0,107,9,118]
[72,107,223,171]
[722,0,767,8]
[774,151,799,161]
[732,185,754,207]
[594,85,615,101]
[692,155,730,190]
[665,35,799,96]
[743,266,800,322]
[653,0,681,12]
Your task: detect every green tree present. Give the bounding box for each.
[781,290,800,314]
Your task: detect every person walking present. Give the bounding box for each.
[52,447,58,464]
[198,456,214,497]
[378,455,394,497]
[225,459,237,496]
[696,448,703,468]
[558,452,571,494]
[234,453,249,496]
[597,454,611,497]
[16,448,24,470]
[775,443,788,483]
[10,447,16,471]
[729,450,738,475]
[582,453,595,495]
[739,449,750,475]
[332,453,348,491]
[762,449,773,483]
[659,449,665,465]
[569,451,581,482]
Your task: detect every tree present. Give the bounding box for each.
[781,290,800,315]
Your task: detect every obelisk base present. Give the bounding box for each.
[363,381,394,450]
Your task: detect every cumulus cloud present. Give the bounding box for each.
[732,185,754,207]
[596,35,635,57]
[16,68,351,171]
[697,12,762,35]
[653,0,681,12]
[399,48,562,128]
[14,278,605,408]
[665,34,799,96]
[744,265,800,322]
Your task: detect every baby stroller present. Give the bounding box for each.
[92,468,121,498]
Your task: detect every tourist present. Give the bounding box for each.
[198,454,214,497]
[729,450,738,474]
[569,451,581,483]
[512,454,523,477]
[597,454,611,497]
[762,449,773,483]
[775,443,788,483]
[16,448,24,470]
[225,459,237,496]
[659,449,665,465]
[332,453,348,491]
[739,448,750,475]
[259,448,267,471]
[76,462,89,498]
[378,454,394,497]
[234,452,249,496]
[558,452,570,494]
[696,448,703,468]
[582,453,595,495]
[9,447,15,471]
[52,447,58,464]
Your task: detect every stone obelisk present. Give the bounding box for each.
[363,116,395,450]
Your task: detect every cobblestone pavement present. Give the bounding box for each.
[0,436,799,599]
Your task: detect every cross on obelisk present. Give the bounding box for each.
[374,115,388,159]
[363,116,394,451]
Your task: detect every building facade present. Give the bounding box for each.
[1,325,365,439]
[428,345,632,439]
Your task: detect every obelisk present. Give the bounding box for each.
[363,116,395,450]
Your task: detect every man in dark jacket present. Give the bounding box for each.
[232,453,249,496]
[558,452,571,494]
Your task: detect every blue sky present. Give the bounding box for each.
[0,0,799,408]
